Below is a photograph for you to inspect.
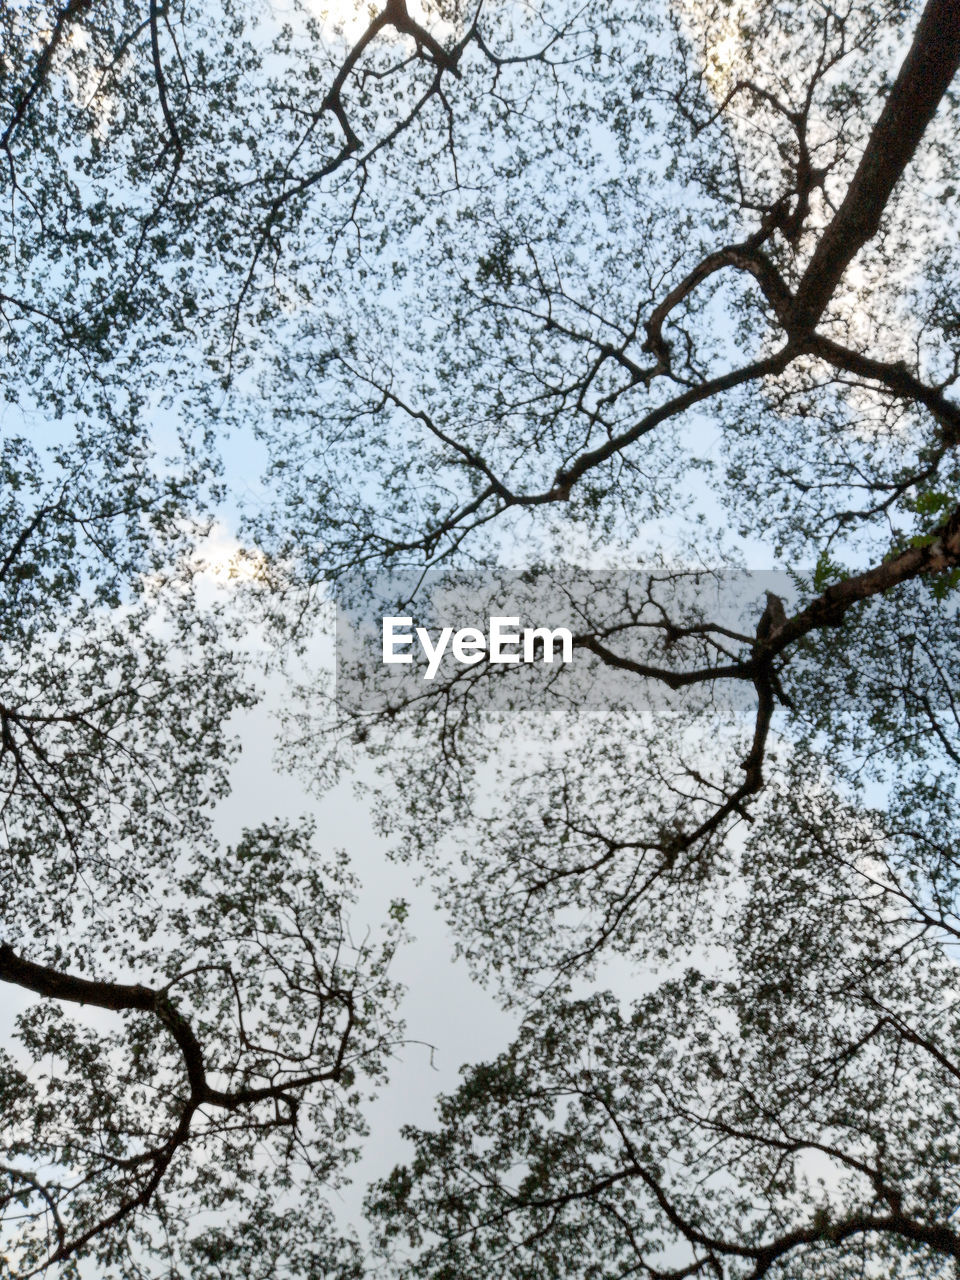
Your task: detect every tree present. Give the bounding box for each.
[250,0,960,1274]
[0,0,455,1270]
[4,0,960,1276]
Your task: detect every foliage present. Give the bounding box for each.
[3,0,960,1276]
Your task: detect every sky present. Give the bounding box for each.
[210,664,519,1231]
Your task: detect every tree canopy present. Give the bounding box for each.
[2,0,960,1276]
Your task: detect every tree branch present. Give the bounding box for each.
[792,0,960,329]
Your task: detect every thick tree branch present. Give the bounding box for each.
[0,942,354,1110]
[0,939,365,1271]
[578,501,960,690]
[0,941,209,1095]
[792,0,960,329]
[806,333,960,445]
[764,502,960,654]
